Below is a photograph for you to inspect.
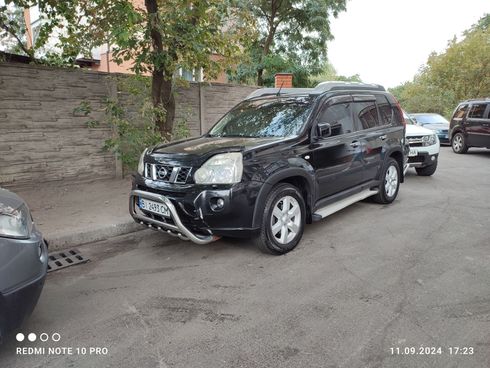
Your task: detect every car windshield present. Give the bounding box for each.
[208,97,313,138]
[411,114,449,125]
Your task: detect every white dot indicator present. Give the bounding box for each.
[28,333,37,342]
[40,333,49,342]
[52,333,61,342]
[16,333,25,342]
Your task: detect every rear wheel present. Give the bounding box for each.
[416,160,438,176]
[255,183,306,255]
[373,158,400,204]
[452,132,468,154]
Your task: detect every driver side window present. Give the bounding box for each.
[317,103,354,137]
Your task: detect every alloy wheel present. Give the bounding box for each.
[384,165,398,198]
[270,195,301,245]
[453,134,463,152]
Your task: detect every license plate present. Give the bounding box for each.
[139,197,170,217]
[408,148,417,157]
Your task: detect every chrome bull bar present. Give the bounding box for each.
[129,189,216,245]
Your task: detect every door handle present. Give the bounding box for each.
[379,135,387,140]
[350,141,360,148]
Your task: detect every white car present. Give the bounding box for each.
[403,112,440,176]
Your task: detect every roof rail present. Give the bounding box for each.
[245,81,386,100]
[245,88,314,100]
[314,81,386,92]
[461,97,490,102]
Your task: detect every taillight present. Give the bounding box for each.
[394,99,405,126]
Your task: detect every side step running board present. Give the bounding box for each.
[313,189,379,220]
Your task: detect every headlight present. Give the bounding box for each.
[0,204,32,238]
[137,148,148,175]
[194,152,243,184]
[422,134,437,146]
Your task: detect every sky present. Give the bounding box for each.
[327,0,490,88]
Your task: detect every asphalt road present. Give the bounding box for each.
[1,147,489,368]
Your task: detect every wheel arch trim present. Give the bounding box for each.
[251,168,315,228]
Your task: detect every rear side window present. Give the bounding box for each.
[468,103,488,119]
[376,95,394,125]
[453,104,468,119]
[353,101,379,129]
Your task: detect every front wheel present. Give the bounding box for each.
[255,183,306,255]
[452,132,468,154]
[372,158,400,204]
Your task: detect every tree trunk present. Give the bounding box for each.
[257,68,264,86]
[161,76,175,139]
[145,0,173,138]
[256,8,277,87]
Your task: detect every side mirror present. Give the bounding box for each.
[317,122,332,138]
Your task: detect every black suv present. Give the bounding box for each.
[450,98,490,153]
[129,82,406,254]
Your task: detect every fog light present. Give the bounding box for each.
[210,197,225,211]
[431,155,436,161]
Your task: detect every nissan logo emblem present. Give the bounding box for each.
[157,167,168,178]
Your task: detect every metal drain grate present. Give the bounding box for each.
[47,249,89,272]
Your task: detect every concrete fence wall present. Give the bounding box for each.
[0,62,257,189]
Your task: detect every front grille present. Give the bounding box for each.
[144,163,192,184]
[407,136,424,147]
[177,167,191,183]
[408,156,425,163]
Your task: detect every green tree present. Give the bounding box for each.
[390,13,489,117]
[231,0,346,86]
[0,1,32,57]
[108,0,252,138]
[0,0,252,136]
[308,61,362,86]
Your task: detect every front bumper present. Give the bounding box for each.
[130,189,217,244]
[408,152,438,168]
[435,132,449,144]
[130,175,262,243]
[0,272,46,342]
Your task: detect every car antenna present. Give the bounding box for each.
[276,80,285,96]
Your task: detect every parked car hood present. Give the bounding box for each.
[421,123,449,130]
[151,136,284,157]
[405,124,435,136]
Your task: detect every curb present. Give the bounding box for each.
[45,222,144,251]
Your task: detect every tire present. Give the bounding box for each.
[415,160,438,176]
[372,158,400,204]
[452,132,468,154]
[255,183,306,255]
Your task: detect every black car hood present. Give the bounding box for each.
[150,136,284,158]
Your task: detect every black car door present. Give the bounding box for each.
[351,94,388,182]
[309,95,365,198]
[466,102,490,147]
